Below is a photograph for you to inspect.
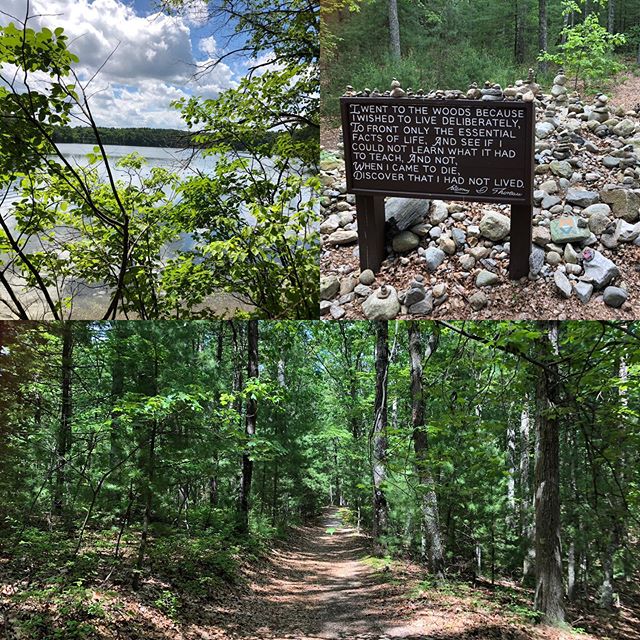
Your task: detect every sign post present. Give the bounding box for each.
[340,97,535,279]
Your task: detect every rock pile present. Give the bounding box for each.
[320,77,640,319]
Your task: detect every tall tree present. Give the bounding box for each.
[408,321,445,579]
[533,321,565,625]
[53,323,74,518]
[238,320,259,535]
[388,0,401,59]
[372,320,389,550]
[539,0,548,71]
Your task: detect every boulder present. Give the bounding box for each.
[581,248,619,290]
[476,269,500,287]
[613,119,636,138]
[554,270,572,298]
[584,203,612,235]
[392,231,420,253]
[549,160,573,179]
[566,188,600,208]
[600,187,640,222]
[320,275,340,301]
[479,210,511,241]
[424,247,446,273]
[602,286,628,308]
[327,229,358,245]
[362,286,400,320]
[385,198,429,236]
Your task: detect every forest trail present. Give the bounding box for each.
[610,72,640,111]
[198,508,590,640]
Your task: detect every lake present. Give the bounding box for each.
[0,143,256,319]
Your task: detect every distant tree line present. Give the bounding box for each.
[52,126,193,149]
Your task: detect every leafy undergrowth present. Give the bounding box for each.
[0,524,265,639]
[365,557,640,640]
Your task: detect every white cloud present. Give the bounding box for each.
[199,35,217,58]
[0,0,239,127]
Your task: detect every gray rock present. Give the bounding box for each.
[320,300,332,315]
[602,286,628,308]
[550,160,573,179]
[476,269,500,287]
[479,210,511,241]
[340,276,357,296]
[327,229,358,245]
[452,228,466,248]
[439,237,456,255]
[429,200,449,224]
[600,187,640,222]
[532,226,552,246]
[554,269,573,298]
[618,220,640,243]
[574,281,593,304]
[459,254,476,271]
[320,275,340,300]
[392,231,420,253]
[566,188,600,208]
[329,305,346,319]
[362,286,401,320]
[320,214,340,234]
[536,121,556,139]
[424,247,446,272]
[582,248,620,290]
[469,291,488,311]
[529,245,545,276]
[359,269,375,285]
[542,194,562,209]
[354,284,372,297]
[603,156,621,169]
[613,119,636,138]
[385,198,429,235]
[546,251,562,266]
[405,287,426,307]
[408,293,434,315]
[585,203,612,234]
[564,243,579,264]
[540,179,559,194]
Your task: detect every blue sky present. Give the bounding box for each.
[0,0,255,128]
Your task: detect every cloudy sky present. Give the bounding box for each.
[0,0,249,128]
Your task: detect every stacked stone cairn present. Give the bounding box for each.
[319,77,640,319]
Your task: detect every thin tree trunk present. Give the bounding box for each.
[534,321,565,625]
[520,403,536,582]
[372,321,389,552]
[516,0,528,63]
[539,0,548,71]
[388,0,401,60]
[238,320,259,535]
[53,323,74,517]
[608,0,616,32]
[408,321,445,579]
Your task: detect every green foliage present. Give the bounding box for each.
[540,3,627,90]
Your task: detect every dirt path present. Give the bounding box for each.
[190,509,601,640]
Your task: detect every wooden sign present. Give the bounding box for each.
[340,97,535,279]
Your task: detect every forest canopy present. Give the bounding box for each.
[0,320,639,638]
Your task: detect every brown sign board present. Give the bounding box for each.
[339,97,535,279]
[341,97,535,205]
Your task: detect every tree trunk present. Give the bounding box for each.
[534,321,565,625]
[388,0,401,60]
[520,403,536,582]
[53,323,74,517]
[516,0,527,64]
[608,0,616,32]
[109,322,126,470]
[539,0,548,71]
[238,320,259,535]
[372,321,389,551]
[408,321,445,579]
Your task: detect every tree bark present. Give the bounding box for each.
[539,0,548,71]
[238,319,259,535]
[408,321,445,579]
[53,323,74,517]
[534,321,565,625]
[608,0,616,33]
[516,0,528,64]
[388,0,401,60]
[372,321,389,550]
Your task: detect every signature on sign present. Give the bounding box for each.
[493,188,524,197]
[447,185,471,195]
